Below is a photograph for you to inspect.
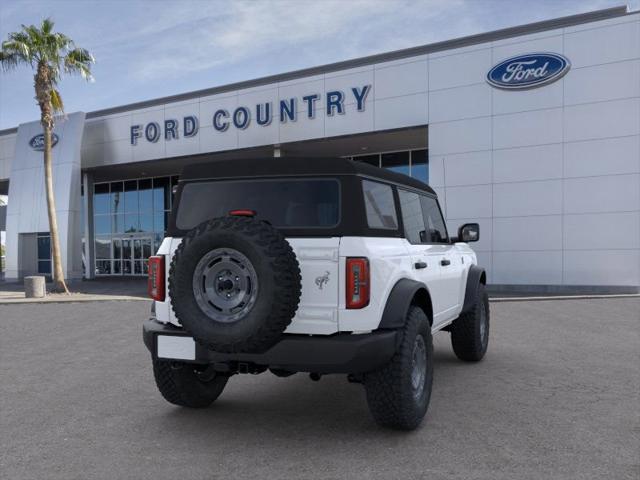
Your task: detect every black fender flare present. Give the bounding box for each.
[378,279,432,330]
[461,265,486,314]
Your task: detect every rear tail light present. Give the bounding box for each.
[148,256,165,301]
[229,209,256,217]
[346,257,369,309]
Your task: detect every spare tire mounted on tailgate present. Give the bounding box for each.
[169,216,301,353]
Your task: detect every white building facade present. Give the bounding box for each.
[0,6,638,293]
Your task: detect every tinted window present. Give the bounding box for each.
[176,179,340,230]
[362,180,398,230]
[420,196,448,243]
[398,190,426,244]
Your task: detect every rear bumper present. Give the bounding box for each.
[143,318,397,374]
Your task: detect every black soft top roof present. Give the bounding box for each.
[179,157,436,195]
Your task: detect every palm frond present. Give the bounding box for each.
[2,36,32,63]
[50,88,64,113]
[2,18,95,116]
[0,51,20,70]
[64,47,94,81]
[41,17,54,35]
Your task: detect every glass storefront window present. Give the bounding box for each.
[411,149,428,184]
[154,233,163,255]
[112,214,124,234]
[96,260,111,275]
[38,260,52,274]
[353,149,429,185]
[113,238,122,260]
[37,234,50,260]
[124,213,139,233]
[94,183,110,214]
[95,236,111,259]
[382,151,410,176]
[93,175,176,275]
[37,232,51,275]
[124,180,138,213]
[139,179,153,212]
[356,154,380,167]
[154,212,166,234]
[153,177,170,212]
[140,213,153,232]
[111,182,123,215]
[95,215,111,235]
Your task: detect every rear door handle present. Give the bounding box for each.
[414,261,427,269]
[440,259,451,266]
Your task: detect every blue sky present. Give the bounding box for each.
[0,0,635,130]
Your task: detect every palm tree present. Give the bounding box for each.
[0,18,94,293]
[0,196,5,275]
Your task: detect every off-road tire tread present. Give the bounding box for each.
[364,306,433,430]
[169,216,301,353]
[152,360,228,408]
[450,283,489,362]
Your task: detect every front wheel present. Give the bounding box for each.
[152,360,229,408]
[450,283,489,362]
[363,306,433,430]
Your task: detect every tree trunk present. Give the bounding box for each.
[43,123,69,293]
[35,63,69,294]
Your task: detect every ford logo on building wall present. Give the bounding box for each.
[487,53,570,90]
[29,133,59,151]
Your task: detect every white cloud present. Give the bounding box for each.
[95,0,473,81]
[0,0,627,129]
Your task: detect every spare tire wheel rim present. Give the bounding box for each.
[192,247,259,323]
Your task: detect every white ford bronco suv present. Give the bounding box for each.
[143,157,488,430]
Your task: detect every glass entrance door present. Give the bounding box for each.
[133,237,152,275]
[112,236,152,276]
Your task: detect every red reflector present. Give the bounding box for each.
[148,256,165,301]
[229,209,256,217]
[346,257,369,309]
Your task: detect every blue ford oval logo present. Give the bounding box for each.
[29,133,59,151]
[487,53,570,90]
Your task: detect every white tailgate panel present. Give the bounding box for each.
[156,236,340,333]
[154,237,182,326]
[285,238,340,334]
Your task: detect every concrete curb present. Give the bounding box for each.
[0,295,150,305]
[1,293,638,306]
[489,293,640,303]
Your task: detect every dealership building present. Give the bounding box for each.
[0,5,638,293]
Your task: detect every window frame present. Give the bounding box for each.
[396,186,449,245]
[419,193,450,244]
[397,188,428,245]
[361,178,399,231]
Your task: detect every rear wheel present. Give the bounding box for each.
[363,306,433,430]
[152,360,229,408]
[450,283,489,362]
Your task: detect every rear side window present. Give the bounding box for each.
[398,190,426,244]
[420,196,449,243]
[362,180,398,230]
[175,178,340,230]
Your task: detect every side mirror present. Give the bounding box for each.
[458,223,480,243]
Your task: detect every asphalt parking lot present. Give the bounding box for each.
[1,297,638,480]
